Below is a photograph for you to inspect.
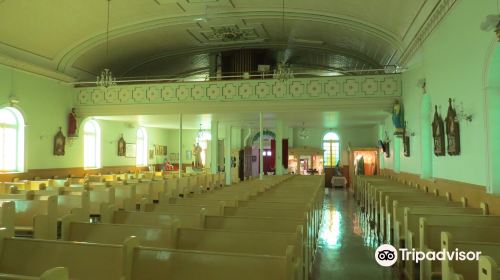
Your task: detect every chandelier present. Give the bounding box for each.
[196,124,204,143]
[96,0,117,88]
[273,0,294,82]
[298,122,309,140]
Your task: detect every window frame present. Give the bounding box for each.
[323,132,340,167]
[0,107,25,173]
[83,119,101,169]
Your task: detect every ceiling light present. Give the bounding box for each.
[96,0,117,88]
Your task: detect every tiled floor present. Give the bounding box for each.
[312,188,401,280]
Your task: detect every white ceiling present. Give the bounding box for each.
[94,110,389,129]
[0,0,436,81]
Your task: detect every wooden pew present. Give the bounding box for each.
[441,232,500,280]
[111,211,203,228]
[386,198,467,245]
[398,214,500,280]
[61,217,303,275]
[0,228,137,280]
[397,206,486,251]
[165,197,239,208]
[87,187,115,222]
[114,184,136,211]
[0,201,15,237]
[417,219,500,280]
[130,246,298,280]
[52,191,90,222]
[479,256,500,280]
[0,267,69,280]
[11,196,57,239]
[144,203,225,216]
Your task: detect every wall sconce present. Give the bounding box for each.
[453,99,473,122]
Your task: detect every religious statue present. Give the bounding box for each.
[68,108,78,137]
[355,156,365,175]
[54,127,66,156]
[164,160,174,171]
[432,105,445,156]
[392,100,405,137]
[117,135,126,156]
[193,143,202,169]
[445,98,461,155]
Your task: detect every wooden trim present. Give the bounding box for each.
[381,169,500,215]
[0,166,149,181]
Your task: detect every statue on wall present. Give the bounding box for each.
[54,127,66,156]
[445,98,461,155]
[392,100,405,137]
[432,105,445,156]
[68,108,78,137]
[193,143,203,169]
[117,135,126,156]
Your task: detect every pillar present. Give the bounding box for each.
[179,113,183,177]
[259,112,264,180]
[211,120,218,174]
[275,119,283,175]
[225,124,232,185]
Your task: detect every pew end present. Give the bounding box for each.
[481,202,489,215]
[479,256,499,280]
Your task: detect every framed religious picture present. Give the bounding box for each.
[117,135,126,156]
[126,143,136,158]
[53,127,66,156]
[445,98,461,156]
[403,135,410,157]
[432,105,446,156]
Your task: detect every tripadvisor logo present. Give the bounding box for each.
[375,244,482,267]
[375,244,398,267]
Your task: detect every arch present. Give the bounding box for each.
[136,127,148,167]
[420,93,433,179]
[485,43,500,193]
[83,119,101,169]
[252,130,276,143]
[0,107,25,172]
[323,131,340,167]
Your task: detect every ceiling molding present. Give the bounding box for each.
[398,0,457,66]
[0,54,76,83]
[56,10,403,77]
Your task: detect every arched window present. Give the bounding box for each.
[83,120,101,169]
[136,127,148,167]
[0,107,24,172]
[323,132,340,167]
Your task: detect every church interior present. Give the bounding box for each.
[0,0,499,279]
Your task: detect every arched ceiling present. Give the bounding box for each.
[0,0,444,82]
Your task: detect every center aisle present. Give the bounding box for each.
[312,188,400,280]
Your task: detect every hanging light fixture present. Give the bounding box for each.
[196,124,204,143]
[273,0,293,82]
[298,122,309,140]
[96,0,117,88]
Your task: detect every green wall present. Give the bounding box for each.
[380,0,499,189]
[0,65,171,170]
[0,65,75,170]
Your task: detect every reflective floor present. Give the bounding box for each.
[312,188,401,280]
